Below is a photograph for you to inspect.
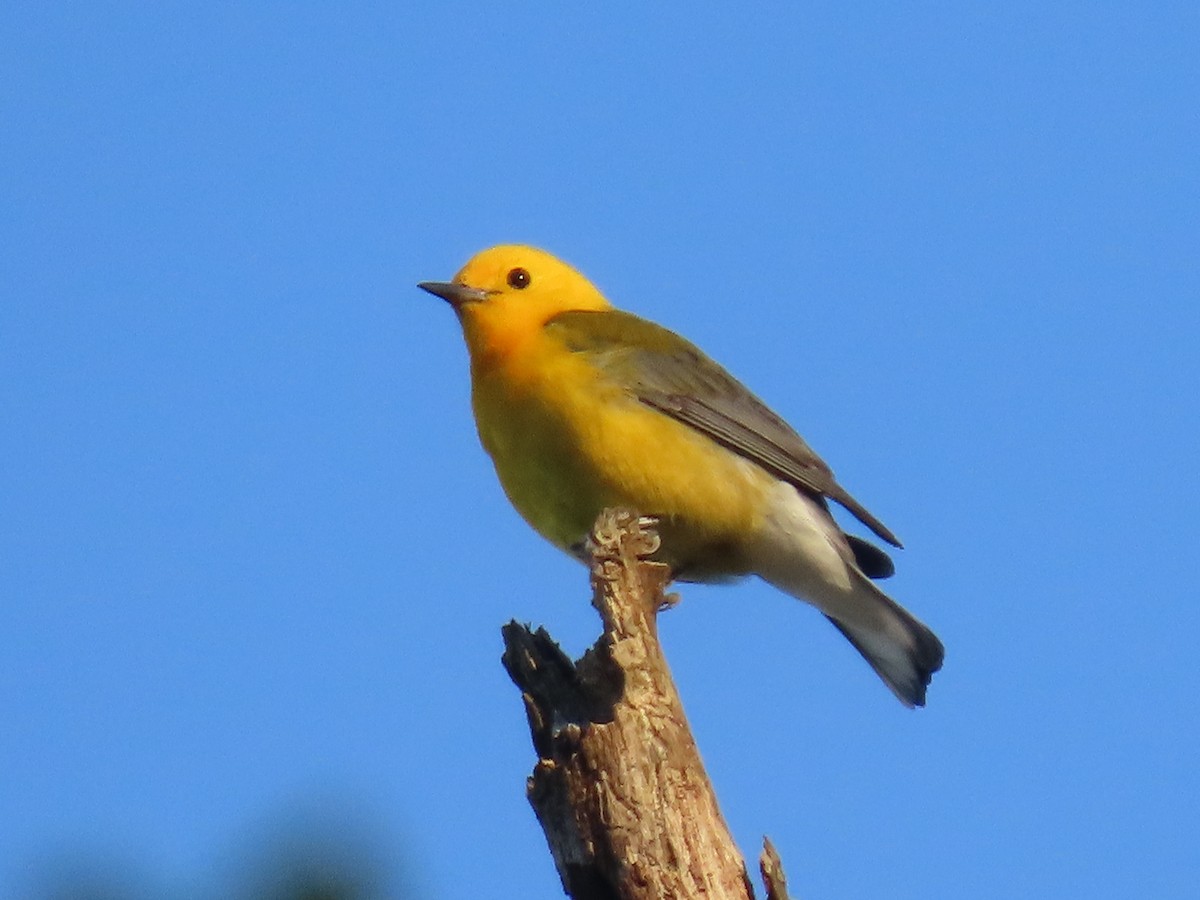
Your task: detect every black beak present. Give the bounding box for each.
[417,281,489,309]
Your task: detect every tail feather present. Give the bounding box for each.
[844,534,895,579]
[749,482,944,706]
[826,578,944,707]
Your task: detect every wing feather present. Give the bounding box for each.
[545,309,902,548]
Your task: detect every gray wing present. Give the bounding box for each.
[546,309,903,549]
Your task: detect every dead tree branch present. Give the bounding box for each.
[501,508,795,900]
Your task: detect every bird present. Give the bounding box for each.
[418,245,943,706]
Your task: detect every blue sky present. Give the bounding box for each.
[3,3,1198,897]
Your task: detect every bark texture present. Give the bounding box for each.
[501,509,794,900]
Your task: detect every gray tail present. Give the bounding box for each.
[826,581,944,707]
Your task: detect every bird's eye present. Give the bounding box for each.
[507,267,531,289]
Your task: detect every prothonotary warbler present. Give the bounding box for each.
[418,245,944,707]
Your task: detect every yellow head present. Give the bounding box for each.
[419,245,612,367]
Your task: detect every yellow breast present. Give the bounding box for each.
[470,333,773,576]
